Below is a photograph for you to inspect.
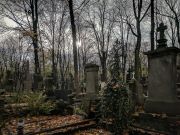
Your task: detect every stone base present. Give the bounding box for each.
[145,100,180,115]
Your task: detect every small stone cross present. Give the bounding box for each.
[157,22,167,48]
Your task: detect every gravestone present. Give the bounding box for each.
[45,77,54,90]
[32,74,43,90]
[74,64,100,118]
[0,90,6,128]
[126,67,133,82]
[144,22,180,115]
[85,64,99,99]
[24,61,33,90]
[4,70,14,91]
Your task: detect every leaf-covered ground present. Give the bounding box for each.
[3,115,82,134]
[74,129,112,135]
[2,115,112,135]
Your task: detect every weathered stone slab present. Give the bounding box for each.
[84,64,99,99]
[144,47,180,115]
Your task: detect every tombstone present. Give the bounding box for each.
[45,77,54,90]
[144,22,180,115]
[84,64,99,99]
[32,74,43,90]
[5,70,14,91]
[23,61,33,91]
[68,73,74,91]
[126,67,133,82]
[24,73,33,91]
[0,89,6,129]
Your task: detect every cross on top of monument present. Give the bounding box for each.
[157,22,168,49]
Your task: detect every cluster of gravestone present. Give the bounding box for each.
[0,61,34,91]
[72,23,180,134]
[1,22,180,134]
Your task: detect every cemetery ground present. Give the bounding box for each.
[1,47,180,134]
[0,90,115,135]
[1,24,180,134]
[1,85,180,135]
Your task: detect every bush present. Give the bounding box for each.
[74,106,87,117]
[5,91,26,104]
[100,79,132,134]
[24,91,55,115]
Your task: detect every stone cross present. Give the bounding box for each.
[157,22,167,48]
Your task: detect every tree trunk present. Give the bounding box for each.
[31,0,40,75]
[150,0,155,51]
[68,0,79,93]
[135,21,141,81]
[175,16,180,47]
[135,20,143,105]
[31,0,41,90]
[100,53,107,82]
[51,1,58,88]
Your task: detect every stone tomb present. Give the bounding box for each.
[145,23,180,115]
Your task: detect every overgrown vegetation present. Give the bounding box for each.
[100,81,132,134]
[99,39,133,134]
[23,91,56,115]
[5,91,56,116]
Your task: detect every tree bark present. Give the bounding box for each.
[31,0,41,90]
[31,0,40,75]
[175,16,180,47]
[151,0,155,50]
[68,0,79,93]
[100,58,107,82]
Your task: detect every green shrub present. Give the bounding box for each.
[5,92,25,104]
[100,80,132,134]
[24,91,55,115]
[74,106,87,117]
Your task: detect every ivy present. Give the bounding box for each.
[99,39,132,134]
[100,80,132,134]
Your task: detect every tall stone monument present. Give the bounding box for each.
[145,23,180,115]
[85,64,99,99]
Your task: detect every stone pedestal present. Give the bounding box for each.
[144,47,180,115]
[85,64,99,100]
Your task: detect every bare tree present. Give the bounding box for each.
[84,0,116,81]
[0,0,41,82]
[164,0,180,47]
[151,0,155,50]
[68,0,79,93]
[125,0,150,105]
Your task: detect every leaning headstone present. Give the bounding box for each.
[144,23,180,115]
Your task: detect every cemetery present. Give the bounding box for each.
[0,0,180,135]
